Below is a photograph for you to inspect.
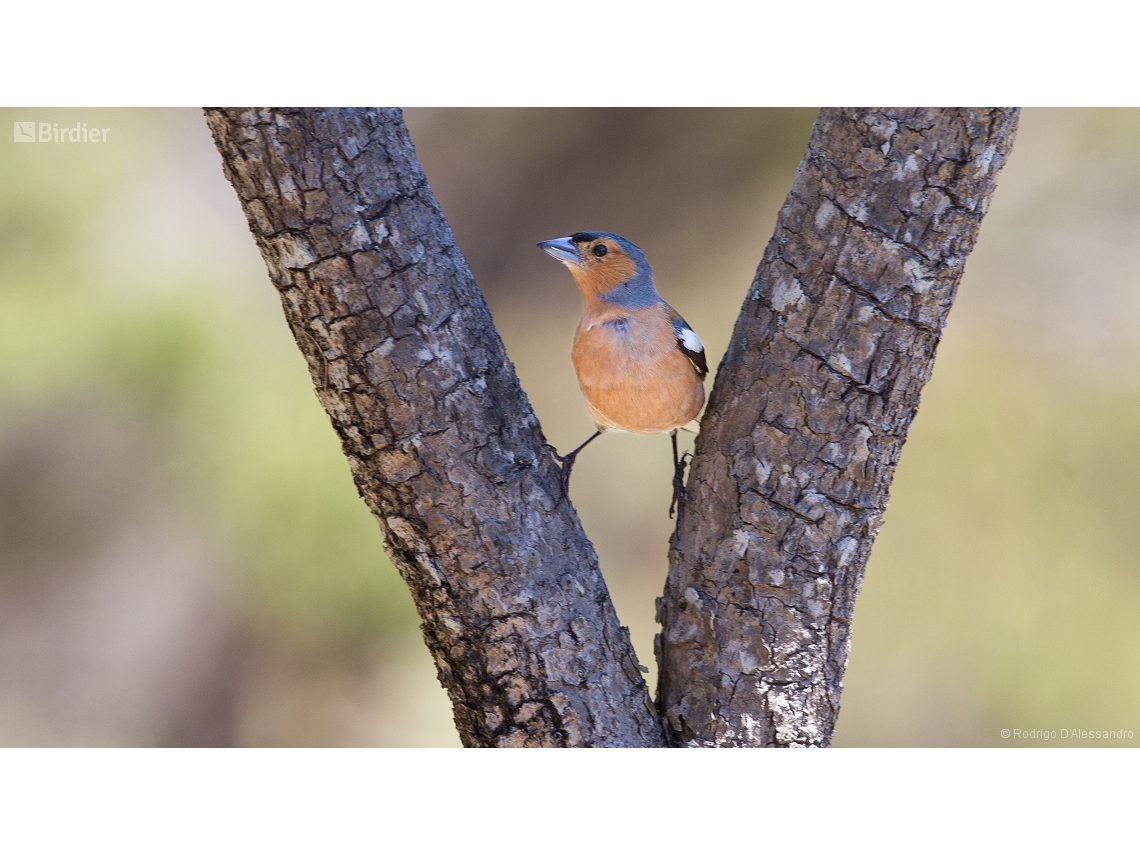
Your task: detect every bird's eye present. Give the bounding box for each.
[592,244,608,258]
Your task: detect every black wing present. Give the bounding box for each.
[672,317,708,379]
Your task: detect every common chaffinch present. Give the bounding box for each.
[538,231,708,517]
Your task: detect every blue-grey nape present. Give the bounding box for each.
[600,273,662,309]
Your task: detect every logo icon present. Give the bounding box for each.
[13,122,36,143]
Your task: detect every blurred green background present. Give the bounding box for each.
[0,109,1136,747]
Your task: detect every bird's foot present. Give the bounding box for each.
[670,451,692,520]
[546,444,578,495]
[546,431,601,498]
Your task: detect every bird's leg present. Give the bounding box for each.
[550,430,601,494]
[670,428,692,520]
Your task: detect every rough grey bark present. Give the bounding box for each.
[207,107,1018,748]
[657,108,1020,746]
[205,108,664,747]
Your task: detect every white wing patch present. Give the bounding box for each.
[673,317,708,378]
[678,326,703,354]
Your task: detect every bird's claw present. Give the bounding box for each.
[546,443,577,495]
[557,451,578,494]
[670,451,692,520]
[546,431,602,498]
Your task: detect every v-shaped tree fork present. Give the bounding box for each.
[208,107,1019,747]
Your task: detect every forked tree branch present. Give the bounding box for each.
[207,107,1018,748]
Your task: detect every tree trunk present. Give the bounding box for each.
[207,107,1018,748]
[205,108,664,747]
[657,108,1020,746]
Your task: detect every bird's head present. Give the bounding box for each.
[538,232,659,308]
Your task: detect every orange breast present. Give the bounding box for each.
[571,303,705,434]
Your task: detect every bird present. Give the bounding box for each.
[537,231,707,518]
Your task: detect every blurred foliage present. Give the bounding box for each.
[0,109,430,745]
[1,108,1138,746]
[834,345,1140,746]
[0,110,415,652]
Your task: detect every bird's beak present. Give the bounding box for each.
[537,236,580,265]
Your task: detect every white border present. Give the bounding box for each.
[1,1,1135,105]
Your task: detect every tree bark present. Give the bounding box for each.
[207,107,1018,748]
[657,108,1020,746]
[205,108,664,747]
